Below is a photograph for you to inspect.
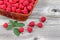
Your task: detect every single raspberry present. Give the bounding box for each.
[14,3,19,8]
[27,5,33,11]
[13,0,18,4]
[6,7,11,12]
[37,22,43,28]
[41,16,46,22]
[32,0,35,4]
[19,4,24,9]
[29,3,34,7]
[16,9,21,13]
[0,1,3,5]
[29,21,35,27]
[29,0,32,2]
[3,23,8,28]
[9,0,13,4]
[18,27,24,33]
[12,7,16,12]
[2,5,6,10]
[23,1,29,6]
[19,0,24,3]
[27,27,33,33]
[22,7,28,14]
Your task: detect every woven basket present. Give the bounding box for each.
[0,0,38,21]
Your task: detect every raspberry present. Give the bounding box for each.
[9,0,13,4]
[29,21,35,27]
[19,0,24,3]
[27,27,33,33]
[13,0,18,4]
[0,1,3,5]
[2,5,6,10]
[23,1,29,6]
[12,7,16,12]
[3,23,8,28]
[27,5,33,11]
[0,5,6,10]
[29,0,32,2]
[19,4,24,9]
[22,7,28,14]
[29,3,34,7]
[6,7,11,12]
[41,16,46,22]
[16,9,21,13]
[32,0,35,4]
[14,3,19,8]
[18,27,24,33]
[37,22,43,28]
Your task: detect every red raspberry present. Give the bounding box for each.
[9,0,13,4]
[41,16,46,22]
[3,23,8,28]
[19,4,24,9]
[29,3,34,7]
[37,22,43,28]
[0,1,3,5]
[16,9,21,13]
[32,0,35,4]
[12,7,16,12]
[27,5,33,11]
[6,7,11,12]
[19,0,24,3]
[29,0,32,2]
[23,1,29,6]
[14,3,19,8]
[22,7,28,14]
[18,27,24,33]
[29,21,35,27]
[13,0,18,4]
[2,5,6,10]
[27,27,33,33]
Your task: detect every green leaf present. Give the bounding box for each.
[14,28,20,36]
[16,23,25,27]
[10,20,18,26]
[7,25,13,30]
[10,20,14,24]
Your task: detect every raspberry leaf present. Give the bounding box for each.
[14,28,20,36]
[16,23,25,27]
[7,25,13,30]
[10,20,18,26]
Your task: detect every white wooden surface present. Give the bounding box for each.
[0,0,60,40]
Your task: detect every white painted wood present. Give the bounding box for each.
[0,0,60,40]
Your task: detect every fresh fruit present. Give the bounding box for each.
[3,23,8,28]
[27,5,33,11]
[22,7,28,14]
[29,21,35,27]
[41,16,46,22]
[37,22,43,28]
[16,9,21,13]
[13,3,19,8]
[1,5,6,10]
[9,0,13,4]
[19,4,24,9]
[29,3,34,7]
[0,1,3,5]
[12,7,16,12]
[19,0,24,3]
[19,27,24,33]
[23,1,29,6]
[27,26,33,33]
[6,7,11,12]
